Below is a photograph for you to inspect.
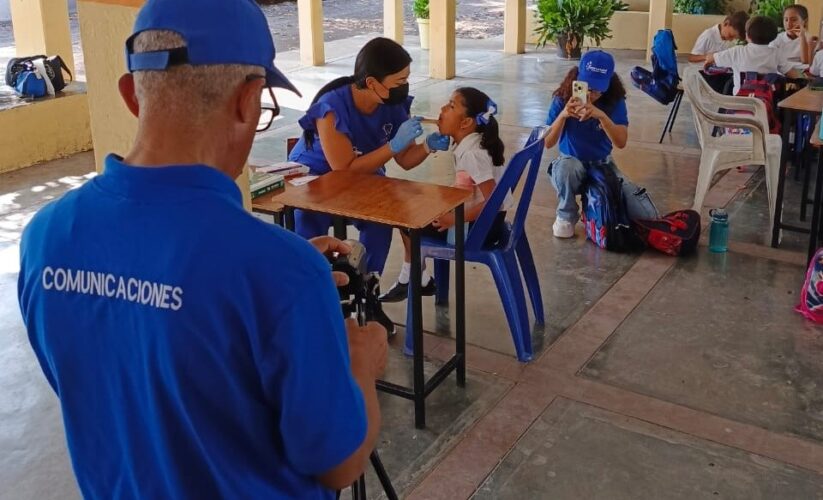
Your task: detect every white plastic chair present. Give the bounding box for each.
[682,67,781,230]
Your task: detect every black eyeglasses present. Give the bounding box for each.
[246,74,281,133]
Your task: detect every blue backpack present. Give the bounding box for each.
[630,29,680,105]
[581,166,645,252]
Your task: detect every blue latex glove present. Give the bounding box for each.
[426,132,450,152]
[389,116,424,153]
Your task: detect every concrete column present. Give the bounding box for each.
[807,0,823,41]
[384,0,403,44]
[646,0,673,61]
[9,0,76,72]
[77,0,252,209]
[430,0,456,79]
[298,0,325,66]
[503,0,526,55]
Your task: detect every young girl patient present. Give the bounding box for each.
[379,87,511,302]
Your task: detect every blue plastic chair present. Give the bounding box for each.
[404,126,547,362]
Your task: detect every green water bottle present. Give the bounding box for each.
[708,208,729,253]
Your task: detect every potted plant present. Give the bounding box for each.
[673,0,727,15]
[751,0,794,29]
[535,0,628,59]
[413,0,430,50]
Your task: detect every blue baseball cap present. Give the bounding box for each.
[126,0,300,96]
[578,50,615,93]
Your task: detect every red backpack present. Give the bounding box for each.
[735,72,782,134]
[633,210,701,256]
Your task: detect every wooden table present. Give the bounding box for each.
[805,122,823,262]
[774,88,823,246]
[253,171,473,429]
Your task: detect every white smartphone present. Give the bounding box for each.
[572,80,588,105]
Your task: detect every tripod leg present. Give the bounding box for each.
[370,451,398,500]
[357,476,366,499]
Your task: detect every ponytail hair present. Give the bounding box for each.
[303,37,412,149]
[455,87,505,166]
[302,76,355,148]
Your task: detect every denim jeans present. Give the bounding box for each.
[548,155,659,223]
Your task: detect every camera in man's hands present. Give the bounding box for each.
[332,240,382,326]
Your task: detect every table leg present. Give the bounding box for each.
[801,140,812,221]
[454,204,466,387]
[807,151,823,262]
[284,207,295,232]
[772,109,794,247]
[333,216,347,240]
[409,229,425,429]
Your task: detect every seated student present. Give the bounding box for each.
[688,11,749,63]
[706,16,803,95]
[544,50,658,239]
[380,87,510,301]
[809,48,823,76]
[770,4,814,64]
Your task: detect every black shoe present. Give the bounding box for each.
[379,279,437,303]
[379,281,408,303]
[421,278,437,297]
[372,305,397,338]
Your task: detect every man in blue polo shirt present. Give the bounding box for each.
[17,0,387,497]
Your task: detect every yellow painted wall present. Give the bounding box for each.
[9,0,76,72]
[594,12,650,50]
[0,92,92,173]
[672,13,726,53]
[808,1,823,40]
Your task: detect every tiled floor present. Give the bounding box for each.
[2,35,823,500]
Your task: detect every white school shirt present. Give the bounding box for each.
[692,25,733,55]
[811,50,823,76]
[713,43,799,94]
[769,31,813,62]
[452,132,513,212]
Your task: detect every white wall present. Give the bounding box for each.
[0,0,77,23]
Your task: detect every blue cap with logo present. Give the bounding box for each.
[125,0,300,96]
[578,50,615,93]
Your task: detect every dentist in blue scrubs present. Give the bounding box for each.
[289,36,450,335]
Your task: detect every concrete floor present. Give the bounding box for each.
[3,36,823,499]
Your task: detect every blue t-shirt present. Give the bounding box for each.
[18,155,366,499]
[289,84,412,175]
[545,95,629,162]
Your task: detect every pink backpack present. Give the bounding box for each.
[796,248,823,323]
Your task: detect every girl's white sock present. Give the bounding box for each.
[398,262,433,286]
[397,262,411,284]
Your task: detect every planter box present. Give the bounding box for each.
[527,7,734,54]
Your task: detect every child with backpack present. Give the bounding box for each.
[379,87,511,302]
[545,50,658,240]
[705,16,803,95]
[688,11,749,63]
[770,4,814,64]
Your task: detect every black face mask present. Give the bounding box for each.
[375,81,409,105]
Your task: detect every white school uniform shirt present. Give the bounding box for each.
[691,25,733,55]
[810,50,823,76]
[769,31,813,62]
[452,132,513,212]
[713,43,799,94]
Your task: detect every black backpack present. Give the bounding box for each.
[581,165,646,253]
[4,55,72,92]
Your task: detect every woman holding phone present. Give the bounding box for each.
[544,50,656,239]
